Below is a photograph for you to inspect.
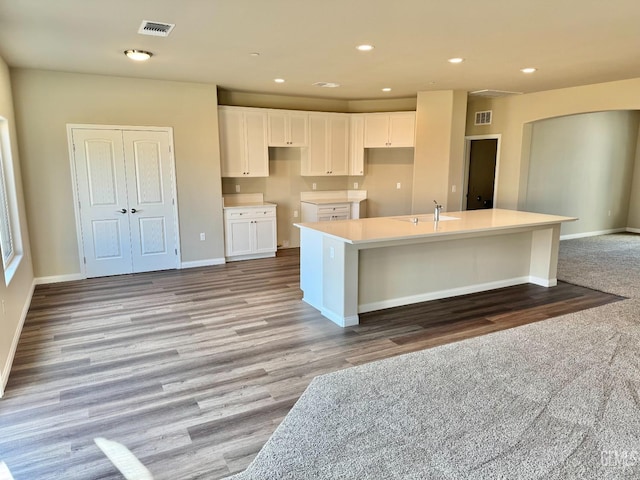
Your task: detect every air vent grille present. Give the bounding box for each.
[469,89,522,98]
[312,82,341,88]
[138,20,175,37]
[475,110,492,126]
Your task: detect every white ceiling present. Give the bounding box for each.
[1,0,640,100]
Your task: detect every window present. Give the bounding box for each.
[0,117,22,285]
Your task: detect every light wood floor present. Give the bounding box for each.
[0,249,623,479]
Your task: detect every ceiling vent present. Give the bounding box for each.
[138,20,175,37]
[469,89,522,98]
[312,82,341,88]
[475,110,492,126]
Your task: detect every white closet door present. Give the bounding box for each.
[123,130,178,273]
[72,129,133,277]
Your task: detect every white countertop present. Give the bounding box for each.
[223,193,276,209]
[295,209,577,244]
[300,190,367,205]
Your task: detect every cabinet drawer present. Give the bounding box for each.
[317,204,350,216]
[225,207,276,220]
[318,214,349,221]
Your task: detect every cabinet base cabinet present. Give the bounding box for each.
[224,206,277,261]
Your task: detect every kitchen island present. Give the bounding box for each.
[295,209,576,327]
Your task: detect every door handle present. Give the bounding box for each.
[131,208,138,214]
[119,209,127,214]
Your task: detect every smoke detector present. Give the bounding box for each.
[138,20,175,37]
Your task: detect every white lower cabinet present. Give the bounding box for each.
[224,206,277,261]
[301,202,351,222]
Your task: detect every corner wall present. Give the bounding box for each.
[0,57,35,397]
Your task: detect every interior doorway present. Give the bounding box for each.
[463,135,500,210]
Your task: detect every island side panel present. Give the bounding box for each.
[528,224,561,287]
[358,231,533,312]
[321,236,359,327]
[299,228,323,310]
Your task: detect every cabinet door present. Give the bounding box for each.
[363,114,390,147]
[254,218,277,253]
[244,110,269,176]
[288,112,308,146]
[349,115,365,176]
[305,114,329,176]
[226,218,253,256]
[388,113,416,147]
[329,115,349,175]
[267,111,289,146]
[219,108,246,177]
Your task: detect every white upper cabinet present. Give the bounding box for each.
[363,112,416,148]
[302,113,349,176]
[267,110,308,146]
[349,114,365,176]
[219,106,269,177]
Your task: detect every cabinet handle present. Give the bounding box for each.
[119,208,127,214]
[131,208,138,214]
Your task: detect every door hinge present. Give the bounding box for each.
[83,257,86,264]
[169,145,172,153]
[78,200,81,209]
[172,198,175,205]
[72,142,76,152]
[175,248,177,255]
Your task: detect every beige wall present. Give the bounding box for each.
[524,111,639,236]
[466,78,640,213]
[0,57,35,397]
[412,90,468,213]
[628,132,640,230]
[11,69,224,279]
[218,89,417,113]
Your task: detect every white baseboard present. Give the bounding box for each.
[180,257,226,269]
[626,227,640,234]
[359,276,532,314]
[1,279,36,398]
[560,228,626,241]
[34,273,85,285]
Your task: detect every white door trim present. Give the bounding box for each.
[462,134,502,210]
[67,124,182,278]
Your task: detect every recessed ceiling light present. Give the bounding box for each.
[356,44,374,52]
[448,57,464,64]
[521,67,537,74]
[382,87,392,92]
[274,78,285,83]
[124,49,153,61]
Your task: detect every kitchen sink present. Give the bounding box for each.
[391,214,459,223]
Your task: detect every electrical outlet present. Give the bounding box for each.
[200,232,206,241]
[451,185,457,193]
[283,240,290,247]
[312,183,317,190]
[608,210,611,217]
[396,182,401,189]
[353,182,358,189]
[293,210,299,218]
[235,184,240,193]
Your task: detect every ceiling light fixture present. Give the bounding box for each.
[448,57,464,64]
[382,87,392,92]
[274,78,285,83]
[124,49,153,61]
[521,67,537,74]
[356,44,374,51]
[250,52,260,57]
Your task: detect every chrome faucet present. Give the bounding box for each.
[434,200,443,221]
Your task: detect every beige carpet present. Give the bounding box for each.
[229,233,640,479]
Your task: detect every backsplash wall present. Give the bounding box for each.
[221,147,415,248]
